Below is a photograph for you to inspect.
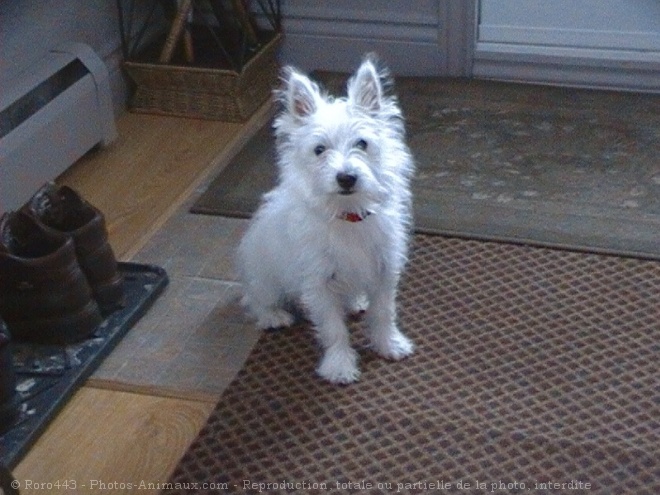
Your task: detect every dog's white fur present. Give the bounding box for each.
[237,55,414,384]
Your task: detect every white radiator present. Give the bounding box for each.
[0,42,117,215]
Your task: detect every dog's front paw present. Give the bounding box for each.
[373,328,414,361]
[317,346,360,384]
[256,309,295,330]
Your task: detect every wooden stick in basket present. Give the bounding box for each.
[182,27,195,63]
[230,0,259,46]
[159,0,194,64]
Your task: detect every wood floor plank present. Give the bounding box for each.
[8,104,275,490]
[11,102,274,490]
[86,378,220,404]
[13,387,215,495]
[56,114,235,258]
[57,102,273,260]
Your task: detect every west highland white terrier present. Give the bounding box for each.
[237,55,415,384]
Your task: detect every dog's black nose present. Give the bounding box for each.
[336,172,358,192]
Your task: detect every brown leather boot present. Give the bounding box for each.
[23,183,124,314]
[0,211,103,344]
[0,325,20,433]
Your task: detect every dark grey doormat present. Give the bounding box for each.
[0,262,168,469]
[191,76,660,259]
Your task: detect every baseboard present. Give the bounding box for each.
[281,33,444,76]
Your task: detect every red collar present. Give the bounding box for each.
[338,210,372,223]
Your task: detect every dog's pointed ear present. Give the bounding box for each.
[347,56,383,115]
[283,67,320,119]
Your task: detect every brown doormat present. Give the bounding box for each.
[191,75,660,258]
[165,234,659,494]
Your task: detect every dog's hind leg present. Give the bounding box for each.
[345,292,369,317]
[254,307,295,331]
[242,283,295,331]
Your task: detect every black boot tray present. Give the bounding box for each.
[0,262,168,469]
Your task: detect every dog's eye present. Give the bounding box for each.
[314,144,326,156]
[355,139,368,151]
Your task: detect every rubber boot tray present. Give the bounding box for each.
[0,262,168,468]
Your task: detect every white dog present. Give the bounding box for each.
[237,55,415,384]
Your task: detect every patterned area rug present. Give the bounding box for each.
[191,76,660,258]
[165,234,659,494]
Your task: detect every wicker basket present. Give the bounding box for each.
[124,32,281,122]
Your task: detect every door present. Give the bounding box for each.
[472,0,660,91]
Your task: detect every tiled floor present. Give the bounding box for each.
[92,194,260,399]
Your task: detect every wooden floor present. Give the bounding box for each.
[12,102,273,494]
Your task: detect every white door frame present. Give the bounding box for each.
[438,0,477,76]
